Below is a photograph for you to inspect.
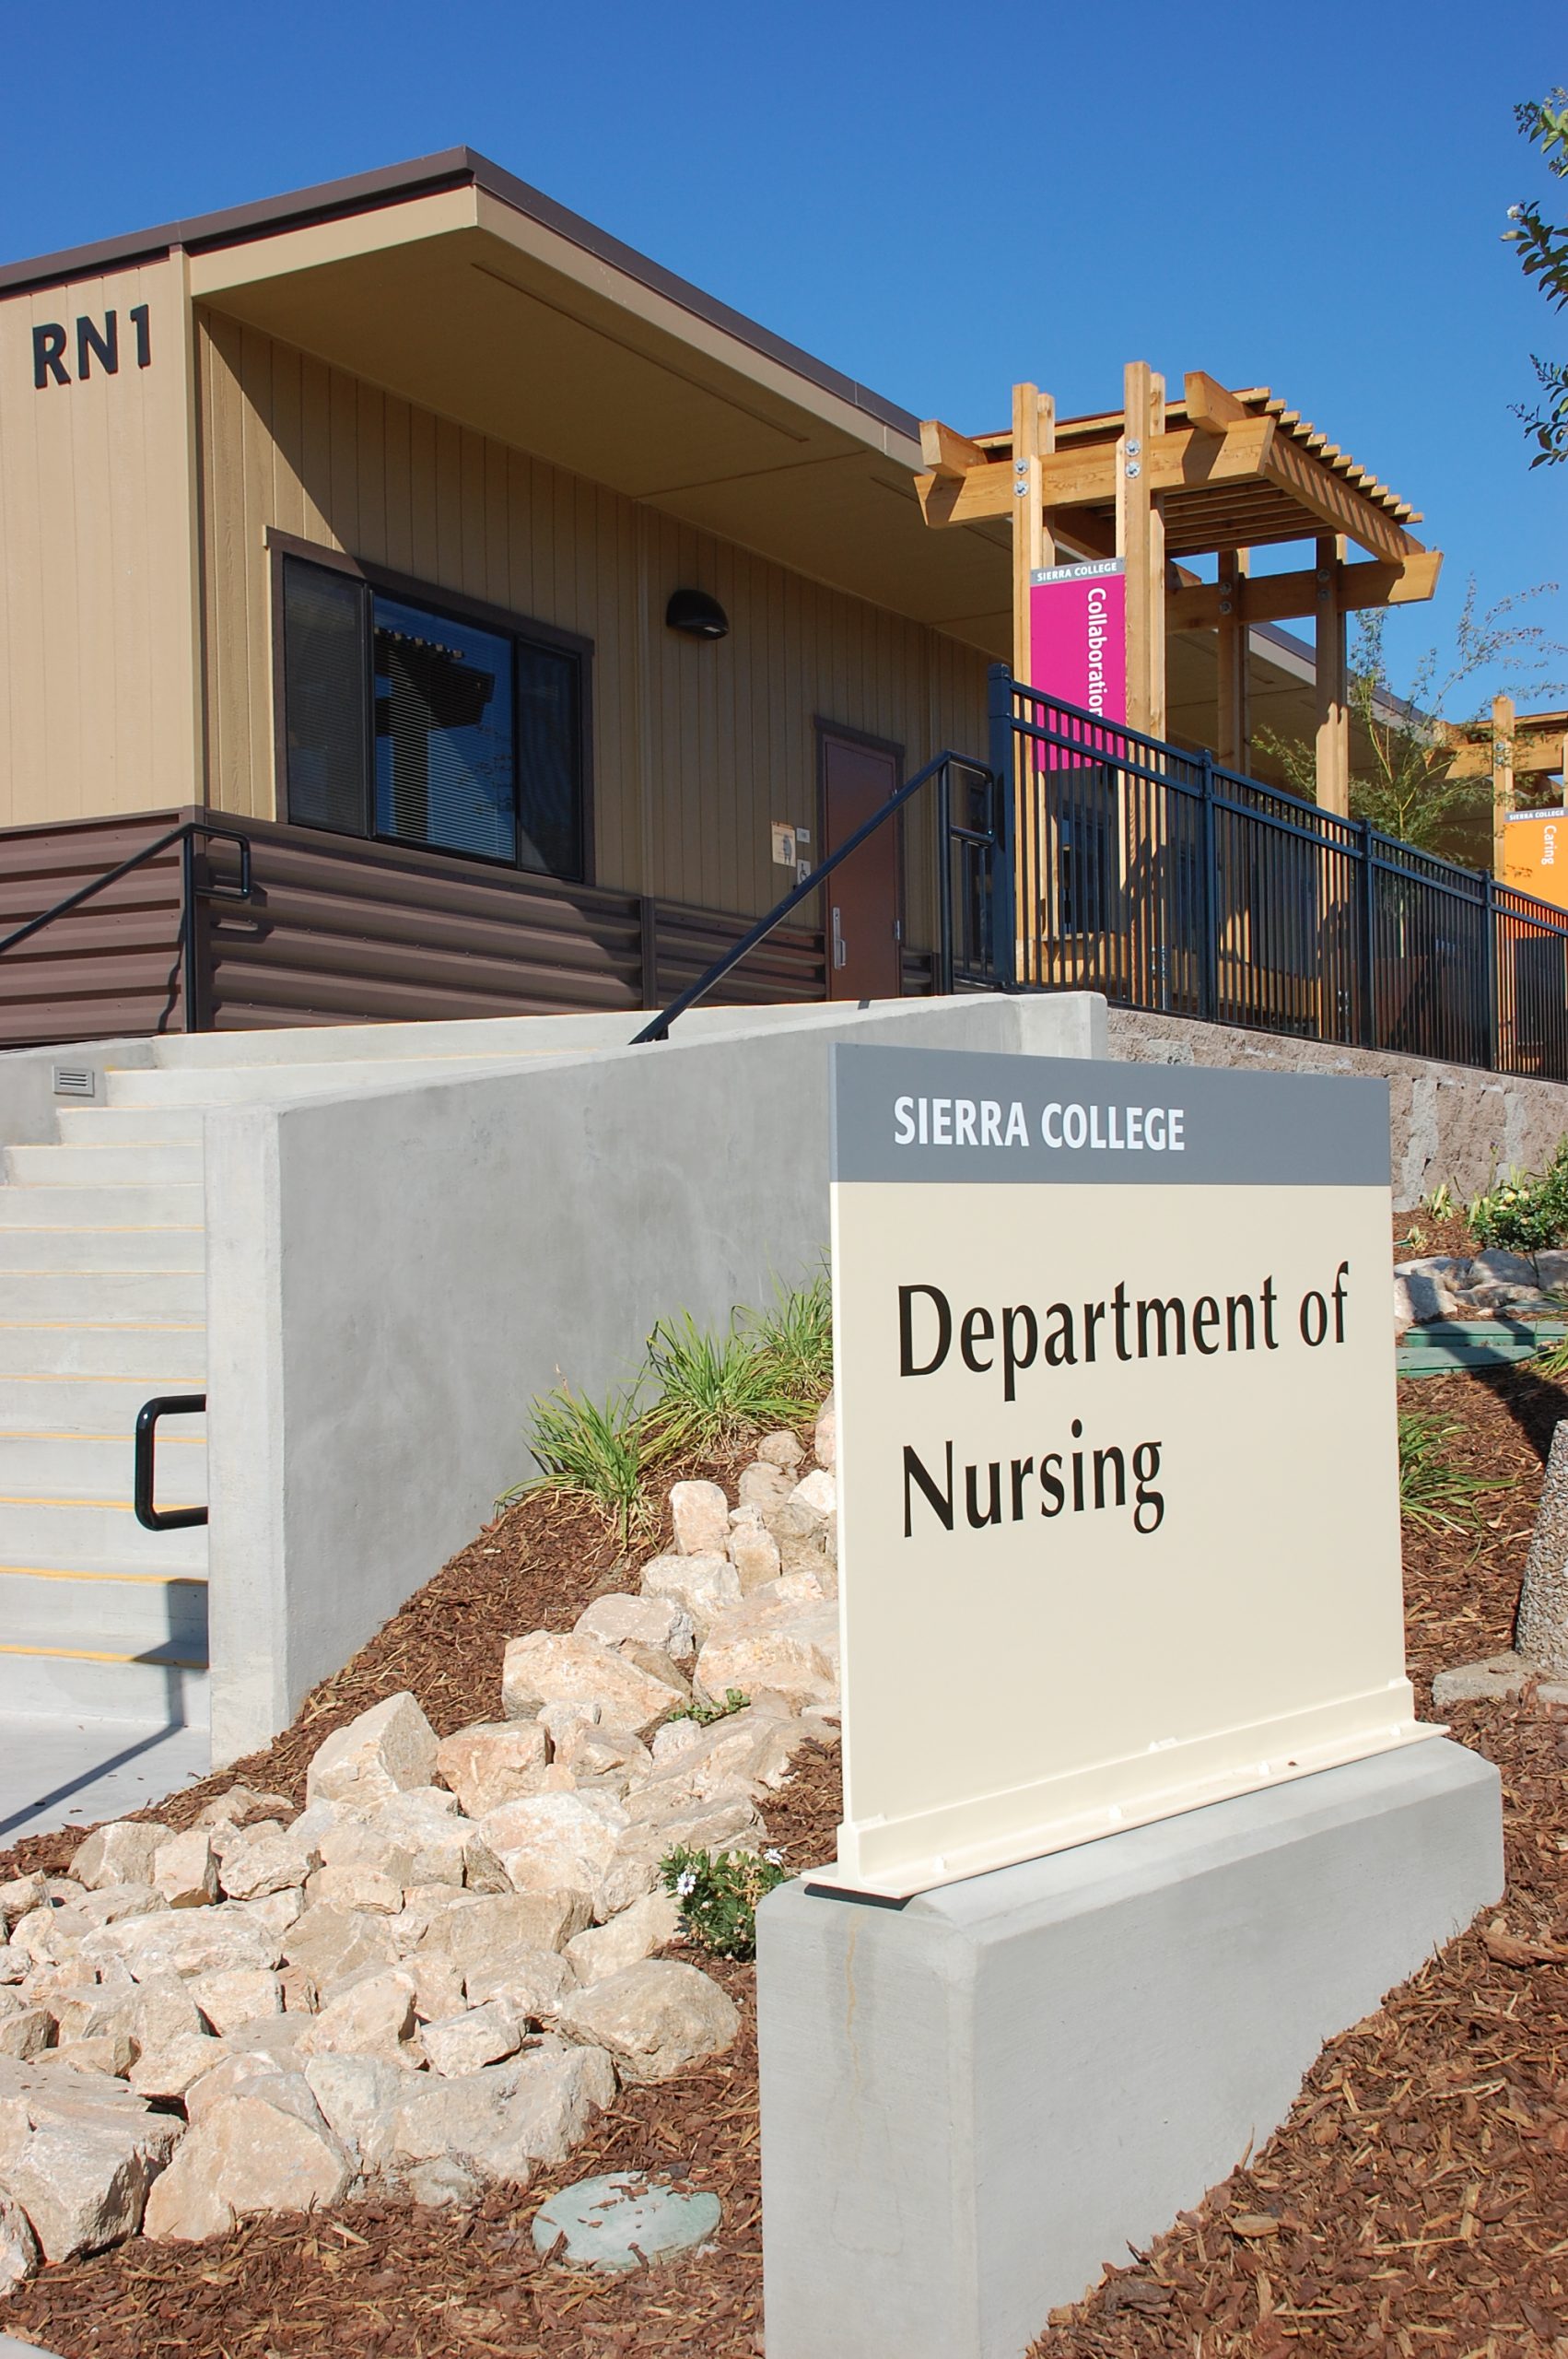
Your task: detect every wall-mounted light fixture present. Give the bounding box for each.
[665,587,730,640]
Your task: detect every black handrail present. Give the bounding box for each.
[631,750,1001,1043]
[134,1395,208,1532]
[0,820,253,1033]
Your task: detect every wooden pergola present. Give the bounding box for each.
[916,364,1442,813]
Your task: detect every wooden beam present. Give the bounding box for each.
[1166,548,1444,631]
[919,418,989,480]
[1262,431,1420,563]
[915,418,1274,527]
[1215,548,1250,771]
[1314,534,1350,816]
[1183,370,1251,434]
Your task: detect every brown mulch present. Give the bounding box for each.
[11,1369,1568,2354]
[1392,1207,1480,1263]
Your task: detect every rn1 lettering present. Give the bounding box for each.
[33,307,151,389]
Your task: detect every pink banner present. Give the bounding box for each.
[1028,560,1126,724]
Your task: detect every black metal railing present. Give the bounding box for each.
[632,751,1002,1042]
[991,667,1568,1081]
[0,819,253,1031]
[134,1395,208,1532]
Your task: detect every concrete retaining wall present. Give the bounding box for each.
[1107,1009,1568,1209]
[206,993,1105,1759]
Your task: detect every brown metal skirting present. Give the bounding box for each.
[0,809,832,1049]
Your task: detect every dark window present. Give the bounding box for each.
[280,556,586,879]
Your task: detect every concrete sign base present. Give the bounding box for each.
[756,1740,1502,2359]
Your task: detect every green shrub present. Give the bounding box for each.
[645,1310,809,1453]
[503,1381,661,1543]
[668,1686,750,1728]
[1468,1141,1568,1253]
[1398,1407,1502,1532]
[742,1268,834,1410]
[661,1844,788,1959]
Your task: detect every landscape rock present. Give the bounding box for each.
[188,1968,284,2037]
[298,1969,416,2060]
[0,2009,54,2062]
[435,1720,550,1818]
[814,1390,837,1470]
[306,1863,404,1915]
[405,1954,467,2024]
[500,1632,683,1738]
[0,1876,47,1935]
[573,1592,695,1662]
[695,1579,840,1712]
[192,1785,296,1832]
[737,1461,793,1512]
[85,1904,281,1984]
[301,2053,406,2169]
[280,1904,395,1995]
[639,1552,742,1641]
[387,2040,615,2185]
[129,1974,207,2053]
[631,1701,810,1808]
[726,1508,783,1593]
[460,1942,576,2022]
[756,1429,805,1471]
[599,1793,765,1919]
[71,1822,171,1892]
[143,2094,351,2243]
[417,1889,590,1963]
[420,2001,522,2078]
[479,1793,625,1910]
[564,1892,682,1986]
[128,2031,225,2100]
[305,1693,439,1809]
[669,1479,731,1556]
[219,1819,323,1901]
[532,2168,720,2272]
[555,1959,738,2083]
[0,2189,38,2294]
[151,1828,219,1909]
[2,2119,157,2259]
[53,2033,135,2079]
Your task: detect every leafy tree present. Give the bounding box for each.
[1255,581,1565,852]
[1506,88,1568,466]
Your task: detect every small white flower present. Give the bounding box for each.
[675,1869,698,1899]
[764,1848,784,1866]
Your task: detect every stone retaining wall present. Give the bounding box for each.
[1106,1010,1568,1209]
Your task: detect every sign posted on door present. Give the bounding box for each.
[825,1043,1426,1899]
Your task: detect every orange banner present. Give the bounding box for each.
[1504,810,1568,910]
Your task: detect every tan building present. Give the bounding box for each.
[0,147,1346,1050]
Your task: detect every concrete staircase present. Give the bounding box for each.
[0,1013,635,1837]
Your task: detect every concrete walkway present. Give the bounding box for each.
[0,1713,208,1845]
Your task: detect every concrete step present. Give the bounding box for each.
[0,1374,199,1434]
[0,1183,205,1226]
[140,1011,640,1070]
[0,1647,210,1728]
[55,1105,205,1144]
[0,1225,204,1272]
[0,1429,206,1495]
[0,1271,205,1320]
[104,1056,573,1108]
[4,1142,204,1187]
[0,1564,208,1658]
[0,1496,208,1570]
[0,1322,205,1378]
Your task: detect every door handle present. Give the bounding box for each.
[832,906,848,970]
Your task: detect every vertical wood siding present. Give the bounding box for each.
[197,314,988,945]
[0,258,201,828]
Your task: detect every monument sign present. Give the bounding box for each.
[826,1043,1428,1897]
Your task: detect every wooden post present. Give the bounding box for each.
[1314,534,1350,815]
[1118,362,1165,736]
[1492,693,1515,878]
[1011,382,1049,688]
[1215,548,1250,772]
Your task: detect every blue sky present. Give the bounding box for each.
[3,0,1564,716]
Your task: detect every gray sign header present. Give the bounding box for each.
[830,1045,1389,1187]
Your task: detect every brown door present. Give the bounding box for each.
[821,729,902,1001]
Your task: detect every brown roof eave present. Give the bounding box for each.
[0,146,921,447]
